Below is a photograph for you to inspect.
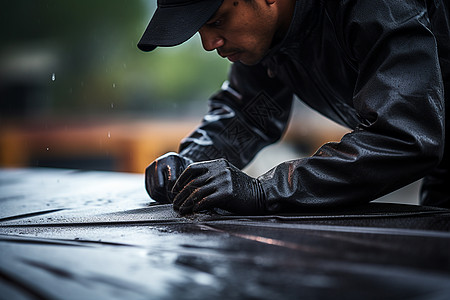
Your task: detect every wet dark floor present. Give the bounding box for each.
[1,168,450,300]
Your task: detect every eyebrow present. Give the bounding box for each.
[206,8,223,24]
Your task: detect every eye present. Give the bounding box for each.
[207,19,223,28]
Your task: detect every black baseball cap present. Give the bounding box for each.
[138,0,224,52]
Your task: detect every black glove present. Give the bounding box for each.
[145,152,193,203]
[171,158,266,215]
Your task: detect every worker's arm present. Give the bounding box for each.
[146,63,293,204]
[171,1,445,215]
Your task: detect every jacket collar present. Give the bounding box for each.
[262,0,321,61]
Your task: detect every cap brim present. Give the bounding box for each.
[138,0,224,52]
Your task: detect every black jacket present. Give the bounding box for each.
[179,0,449,212]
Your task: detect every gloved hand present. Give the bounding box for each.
[171,158,266,215]
[145,152,193,203]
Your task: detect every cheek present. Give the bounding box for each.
[233,29,261,49]
[227,24,272,53]
[246,34,270,55]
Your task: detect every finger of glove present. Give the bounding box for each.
[192,190,229,213]
[145,162,171,203]
[145,153,191,203]
[193,174,257,215]
[172,171,212,210]
[164,155,188,182]
[171,163,209,196]
[177,183,217,215]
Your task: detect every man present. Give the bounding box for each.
[138,0,449,215]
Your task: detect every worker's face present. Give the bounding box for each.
[198,0,278,65]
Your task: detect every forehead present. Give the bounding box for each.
[207,0,238,21]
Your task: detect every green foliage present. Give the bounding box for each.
[0,0,230,116]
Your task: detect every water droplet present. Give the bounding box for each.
[51,73,56,81]
[107,131,111,138]
[112,83,116,88]
[46,147,49,151]
[111,103,114,109]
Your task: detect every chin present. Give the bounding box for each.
[239,51,266,66]
[240,57,262,66]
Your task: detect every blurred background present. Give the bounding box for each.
[0,0,229,173]
[0,1,419,203]
[0,0,346,174]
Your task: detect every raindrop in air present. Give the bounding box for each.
[51,73,56,81]
[108,131,111,138]
[111,103,114,109]
[112,83,116,88]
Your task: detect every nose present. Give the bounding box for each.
[199,27,224,51]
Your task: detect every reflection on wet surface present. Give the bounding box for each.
[1,168,450,299]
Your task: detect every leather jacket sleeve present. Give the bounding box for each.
[179,62,293,169]
[258,1,445,212]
